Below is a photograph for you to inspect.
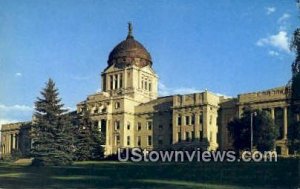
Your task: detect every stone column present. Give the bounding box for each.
[12,134,16,150]
[15,134,18,150]
[271,108,275,120]
[8,136,10,152]
[283,107,288,140]
[117,74,120,89]
[105,120,109,146]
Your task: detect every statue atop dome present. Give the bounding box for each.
[127,22,133,39]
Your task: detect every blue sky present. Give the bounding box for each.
[0,0,299,124]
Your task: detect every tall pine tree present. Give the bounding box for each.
[31,79,74,166]
[288,27,300,153]
[74,103,104,161]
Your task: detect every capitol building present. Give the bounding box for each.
[1,24,291,157]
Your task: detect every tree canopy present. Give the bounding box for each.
[228,110,278,152]
[74,103,104,161]
[31,79,74,166]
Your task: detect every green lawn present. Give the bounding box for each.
[0,159,299,188]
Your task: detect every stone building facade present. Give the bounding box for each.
[0,122,31,157]
[218,86,291,155]
[0,24,295,157]
[76,24,220,155]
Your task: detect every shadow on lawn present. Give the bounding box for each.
[0,159,299,189]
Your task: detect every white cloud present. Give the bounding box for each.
[268,50,279,56]
[15,72,22,77]
[65,106,76,111]
[266,7,276,15]
[278,13,291,30]
[159,82,201,96]
[158,82,232,99]
[256,31,290,52]
[0,104,33,127]
[215,93,232,99]
[278,13,290,23]
[0,104,33,112]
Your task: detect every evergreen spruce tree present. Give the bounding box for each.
[31,79,74,166]
[288,27,300,153]
[74,104,104,161]
[291,28,300,115]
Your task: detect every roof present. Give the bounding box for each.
[107,23,152,68]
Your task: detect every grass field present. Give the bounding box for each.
[0,159,299,189]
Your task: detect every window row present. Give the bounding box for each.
[177,114,200,126]
[177,114,213,126]
[177,131,204,142]
[114,121,152,131]
[137,135,152,146]
[137,121,152,131]
[115,135,152,146]
[109,74,123,90]
[141,77,152,91]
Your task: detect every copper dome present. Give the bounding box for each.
[108,23,152,68]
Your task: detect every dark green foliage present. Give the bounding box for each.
[228,110,278,152]
[227,117,249,151]
[288,121,300,153]
[288,27,300,153]
[253,111,279,151]
[74,104,104,161]
[31,79,74,166]
[291,28,300,114]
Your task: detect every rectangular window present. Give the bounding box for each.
[177,115,182,126]
[199,114,203,124]
[149,83,152,91]
[147,121,152,130]
[127,136,130,146]
[127,122,130,130]
[178,132,181,142]
[186,132,190,141]
[114,121,120,130]
[191,131,194,141]
[148,135,152,146]
[191,114,195,125]
[137,136,141,146]
[115,135,120,145]
[185,116,190,125]
[110,75,113,90]
[114,75,118,89]
[200,131,203,141]
[137,122,142,131]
